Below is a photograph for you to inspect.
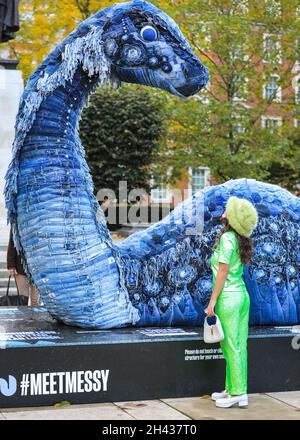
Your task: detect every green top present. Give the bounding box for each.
[210,230,247,292]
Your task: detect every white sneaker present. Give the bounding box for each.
[211,389,229,401]
[216,394,248,408]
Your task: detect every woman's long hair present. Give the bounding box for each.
[213,220,254,265]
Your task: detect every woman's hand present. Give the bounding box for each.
[7,267,17,276]
[205,298,216,317]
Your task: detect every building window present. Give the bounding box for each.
[193,80,210,104]
[263,75,281,102]
[232,114,246,133]
[238,0,248,14]
[230,44,249,63]
[217,0,248,15]
[261,116,282,131]
[197,21,211,48]
[232,76,248,101]
[233,122,246,133]
[189,167,210,196]
[263,33,281,64]
[150,185,172,203]
[150,168,173,203]
[294,76,300,104]
[296,39,300,66]
[264,0,281,17]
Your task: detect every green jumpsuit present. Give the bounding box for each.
[210,230,250,396]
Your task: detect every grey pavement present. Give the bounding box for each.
[1,392,300,420]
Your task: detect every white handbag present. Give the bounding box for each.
[204,314,224,343]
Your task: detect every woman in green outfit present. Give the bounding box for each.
[205,196,258,409]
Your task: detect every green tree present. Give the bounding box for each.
[5,0,112,81]
[79,85,165,201]
[273,123,300,188]
[156,0,300,191]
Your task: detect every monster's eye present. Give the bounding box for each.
[140,25,158,42]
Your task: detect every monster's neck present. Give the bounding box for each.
[23,67,101,149]
[18,65,114,248]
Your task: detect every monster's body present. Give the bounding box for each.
[119,178,300,326]
[4,1,300,329]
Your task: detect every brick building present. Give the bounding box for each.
[150,0,300,207]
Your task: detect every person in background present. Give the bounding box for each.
[7,227,40,306]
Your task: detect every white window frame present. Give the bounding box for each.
[238,0,249,14]
[295,39,300,69]
[232,76,249,102]
[293,74,300,104]
[263,74,281,102]
[261,115,282,130]
[263,33,282,64]
[150,168,173,203]
[193,79,210,104]
[217,0,248,15]
[196,21,211,48]
[188,167,210,197]
[233,119,246,133]
[230,44,249,63]
[264,0,281,17]
[232,113,246,133]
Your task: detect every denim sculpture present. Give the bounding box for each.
[4,1,300,329]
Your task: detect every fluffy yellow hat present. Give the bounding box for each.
[225,196,258,238]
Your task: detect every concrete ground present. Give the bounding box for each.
[1,392,300,420]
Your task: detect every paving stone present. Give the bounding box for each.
[266,391,300,409]
[1,393,300,420]
[1,403,135,420]
[162,393,300,420]
[114,399,191,420]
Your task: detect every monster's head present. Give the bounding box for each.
[94,0,209,98]
[12,1,209,169]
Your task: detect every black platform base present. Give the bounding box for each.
[0,307,299,408]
